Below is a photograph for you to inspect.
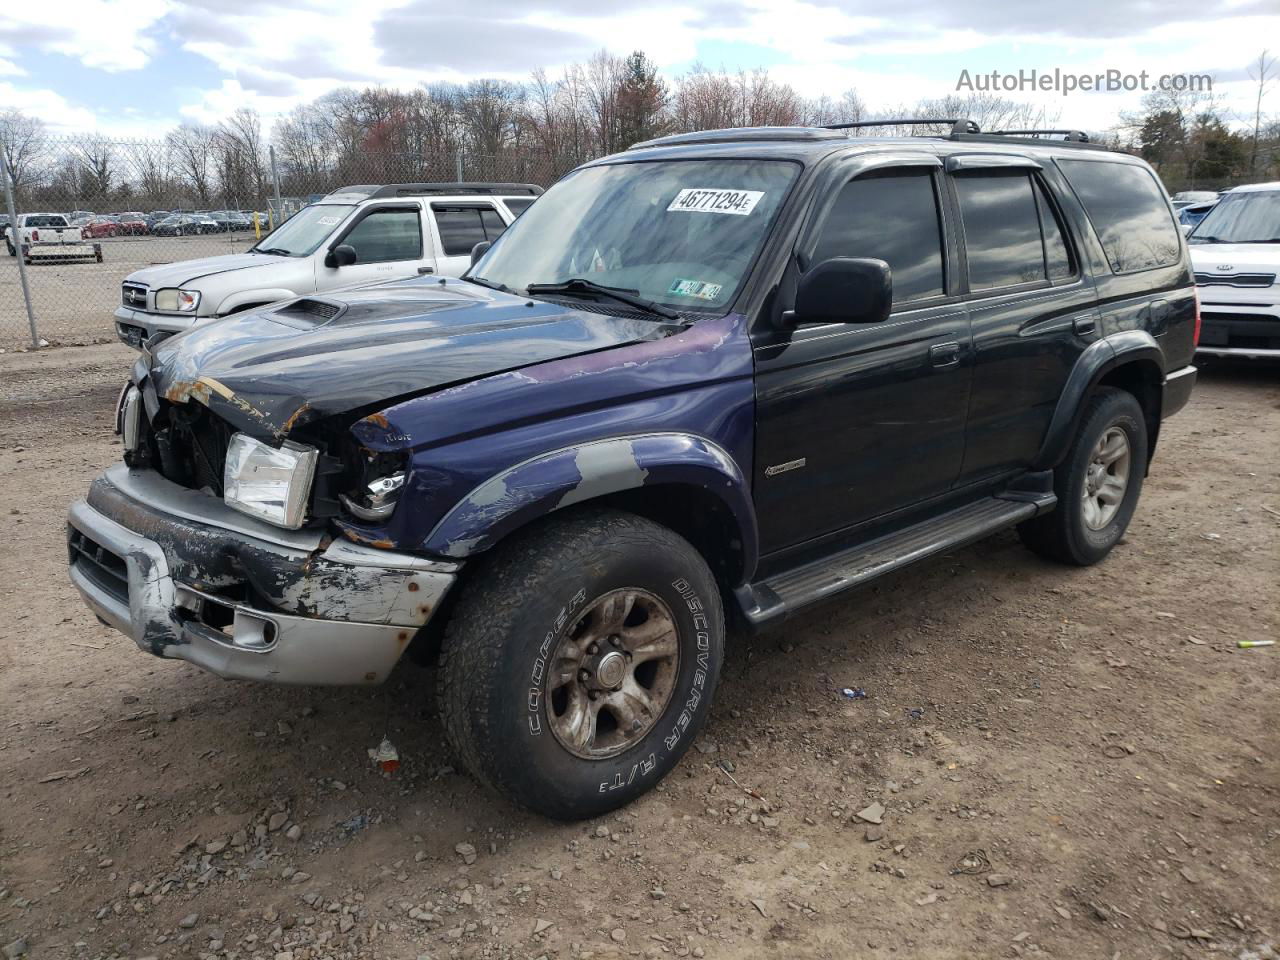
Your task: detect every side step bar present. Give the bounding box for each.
[735,493,1055,627]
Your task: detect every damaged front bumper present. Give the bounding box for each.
[66,464,459,685]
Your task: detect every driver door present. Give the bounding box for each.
[753,163,973,555]
[315,203,433,292]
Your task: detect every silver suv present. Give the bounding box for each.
[114,182,541,347]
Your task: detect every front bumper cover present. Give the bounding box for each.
[67,465,459,685]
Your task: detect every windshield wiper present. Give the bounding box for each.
[1189,235,1227,243]
[255,247,293,256]
[526,278,680,321]
[462,275,509,292]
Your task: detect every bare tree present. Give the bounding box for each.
[0,109,49,196]
[1248,49,1276,173]
[166,124,216,205]
[75,136,114,201]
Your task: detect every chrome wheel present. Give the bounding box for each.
[545,589,680,760]
[1081,426,1130,530]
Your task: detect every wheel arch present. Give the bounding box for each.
[1035,333,1165,472]
[214,290,296,316]
[422,433,759,586]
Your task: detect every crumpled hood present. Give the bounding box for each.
[126,252,282,289]
[141,278,675,438]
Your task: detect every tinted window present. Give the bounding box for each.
[479,208,507,241]
[1036,182,1074,281]
[1058,159,1180,273]
[26,215,68,228]
[504,197,535,216]
[434,207,487,257]
[342,208,422,263]
[813,169,945,303]
[955,172,1045,289]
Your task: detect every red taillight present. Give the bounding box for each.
[30,229,38,242]
[1192,288,1202,346]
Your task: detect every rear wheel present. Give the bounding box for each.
[175,228,184,238]
[1019,387,1147,565]
[438,508,725,819]
[5,239,13,257]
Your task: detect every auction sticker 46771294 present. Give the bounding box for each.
[667,188,764,216]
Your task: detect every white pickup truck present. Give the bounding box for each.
[5,212,103,263]
[113,182,541,348]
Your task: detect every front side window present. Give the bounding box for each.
[473,158,800,313]
[1190,190,1280,245]
[1058,159,1181,273]
[812,169,946,304]
[341,208,423,263]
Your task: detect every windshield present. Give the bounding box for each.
[1190,190,1280,244]
[473,159,800,313]
[252,203,355,256]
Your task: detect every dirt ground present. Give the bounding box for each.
[0,234,256,351]
[0,344,1276,960]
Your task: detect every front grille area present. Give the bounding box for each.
[153,403,235,495]
[1194,272,1276,288]
[68,527,129,606]
[121,282,148,308]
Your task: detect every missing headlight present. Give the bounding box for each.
[339,470,406,522]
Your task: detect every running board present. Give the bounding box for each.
[736,493,1055,627]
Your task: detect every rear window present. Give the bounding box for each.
[25,215,69,228]
[1057,159,1180,273]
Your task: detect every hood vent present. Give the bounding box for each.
[273,298,345,328]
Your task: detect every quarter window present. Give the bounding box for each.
[812,169,946,304]
[342,208,422,263]
[1057,159,1181,273]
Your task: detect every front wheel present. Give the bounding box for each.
[437,508,725,819]
[1019,387,1148,566]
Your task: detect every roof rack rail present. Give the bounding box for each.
[825,118,980,136]
[988,129,1092,142]
[329,182,544,199]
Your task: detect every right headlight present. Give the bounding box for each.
[223,433,318,529]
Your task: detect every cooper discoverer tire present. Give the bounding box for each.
[437,508,725,819]
[1019,387,1147,566]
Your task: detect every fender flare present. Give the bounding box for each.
[214,289,297,316]
[423,433,758,576]
[1033,331,1164,470]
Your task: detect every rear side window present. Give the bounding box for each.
[955,172,1077,289]
[813,169,946,304]
[955,173,1045,289]
[504,197,535,216]
[434,206,503,257]
[1057,159,1180,273]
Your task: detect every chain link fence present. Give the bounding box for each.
[0,134,563,350]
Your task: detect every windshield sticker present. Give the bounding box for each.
[668,278,723,301]
[667,188,764,216]
[317,216,341,225]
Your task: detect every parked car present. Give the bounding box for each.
[1171,190,1219,210]
[69,209,95,221]
[115,212,150,235]
[70,124,1197,818]
[152,215,212,237]
[208,211,253,232]
[6,212,102,263]
[1178,200,1216,231]
[112,181,542,348]
[81,216,123,239]
[1187,181,1280,359]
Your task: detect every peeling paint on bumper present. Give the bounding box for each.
[66,467,459,685]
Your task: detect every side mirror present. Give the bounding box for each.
[789,257,892,327]
[326,243,357,268]
[470,240,492,266]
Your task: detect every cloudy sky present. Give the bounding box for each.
[1,0,1276,138]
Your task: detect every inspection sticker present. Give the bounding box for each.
[668,278,723,301]
[667,188,764,216]
[317,216,341,225]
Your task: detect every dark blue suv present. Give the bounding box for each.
[68,122,1197,819]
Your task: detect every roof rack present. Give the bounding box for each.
[825,118,981,136]
[987,129,1092,142]
[329,182,544,199]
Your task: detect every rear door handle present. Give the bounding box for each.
[1073,315,1097,335]
[930,342,961,367]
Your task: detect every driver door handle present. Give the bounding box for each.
[930,342,961,368]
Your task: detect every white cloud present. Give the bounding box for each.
[0,83,97,131]
[0,57,24,77]
[1,0,172,72]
